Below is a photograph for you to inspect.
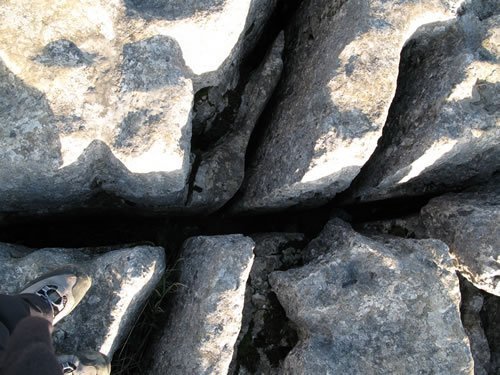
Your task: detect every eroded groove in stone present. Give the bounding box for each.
[460,276,492,375]
[347,7,499,202]
[188,33,285,211]
[0,0,498,374]
[233,0,460,213]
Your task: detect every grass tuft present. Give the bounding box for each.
[111,265,183,375]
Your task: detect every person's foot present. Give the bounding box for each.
[59,350,111,375]
[21,267,92,325]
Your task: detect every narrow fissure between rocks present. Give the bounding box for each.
[0,0,498,374]
[460,276,500,375]
[239,0,304,170]
[0,192,439,374]
[187,0,304,205]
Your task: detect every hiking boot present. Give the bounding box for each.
[59,350,111,375]
[21,267,92,325]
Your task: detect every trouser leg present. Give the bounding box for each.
[0,294,53,334]
[0,322,8,368]
[0,317,62,375]
[0,294,55,374]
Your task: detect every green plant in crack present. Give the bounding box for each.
[111,265,183,375]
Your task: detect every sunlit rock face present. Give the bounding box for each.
[348,9,499,202]
[0,0,268,212]
[421,180,500,296]
[270,219,474,374]
[150,235,254,375]
[0,243,165,357]
[234,0,460,212]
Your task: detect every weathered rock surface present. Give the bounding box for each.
[421,182,500,296]
[234,0,460,212]
[188,33,284,211]
[459,275,500,375]
[269,218,474,374]
[230,233,304,374]
[0,0,275,213]
[190,0,278,141]
[356,214,426,239]
[460,276,491,375]
[150,235,254,375]
[0,243,165,357]
[348,9,499,202]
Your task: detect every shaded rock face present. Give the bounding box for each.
[188,33,284,211]
[348,9,499,202]
[460,276,491,375]
[269,219,473,374]
[150,235,255,375]
[356,214,426,240]
[124,0,226,21]
[481,290,500,374]
[421,182,500,296]
[230,233,304,374]
[0,0,274,213]
[0,243,165,357]
[189,0,280,140]
[460,276,500,375]
[234,0,460,212]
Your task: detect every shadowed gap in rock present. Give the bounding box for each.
[124,0,226,21]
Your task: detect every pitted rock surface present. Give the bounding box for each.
[421,181,500,296]
[348,10,499,202]
[0,0,274,213]
[269,219,473,374]
[234,0,460,212]
[150,235,254,375]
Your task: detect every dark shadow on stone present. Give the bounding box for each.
[481,291,500,374]
[124,0,226,21]
[0,36,192,214]
[186,32,285,211]
[34,39,96,67]
[113,110,162,149]
[53,114,86,134]
[244,0,365,190]
[189,0,291,152]
[458,0,500,20]
[0,57,77,213]
[460,275,500,375]
[0,58,61,165]
[184,1,298,212]
[230,233,304,374]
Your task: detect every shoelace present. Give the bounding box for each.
[36,284,67,317]
[61,361,77,374]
